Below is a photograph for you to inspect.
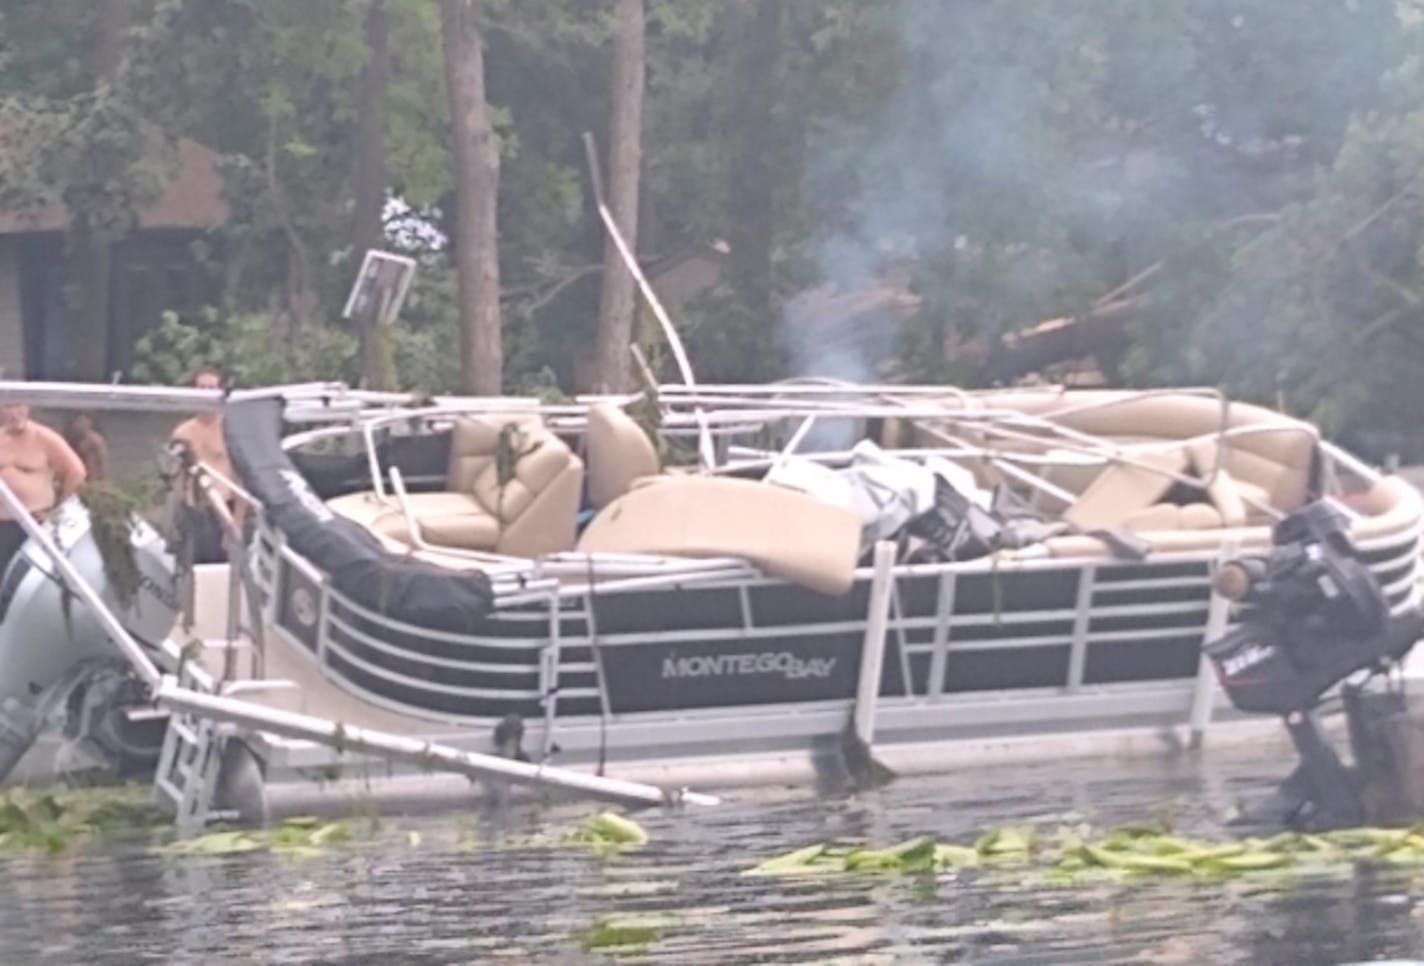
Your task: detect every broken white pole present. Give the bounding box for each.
[853,541,898,747]
[154,677,720,808]
[0,478,162,689]
[582,131,716,471]
[1190,539,1240,748]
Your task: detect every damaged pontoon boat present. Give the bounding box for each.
[0,374,1422,826]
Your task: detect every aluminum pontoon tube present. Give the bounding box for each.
[0,477,162,690]
[153,677,722,808]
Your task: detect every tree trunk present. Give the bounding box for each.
[440,0,502,395]
[982,298,1144,384]
[593,0,645,393]
[724,0,783,379]
[353,0,391,388]
[68,0,136,381]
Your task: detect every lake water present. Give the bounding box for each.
[2,749,1424,964]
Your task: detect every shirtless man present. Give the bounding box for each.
[66,412,110,483]
[170,367,242,563]
[0,403,88,573]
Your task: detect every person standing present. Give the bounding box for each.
[66,412,111,483]
[169,366,243,563]
[0,403,88,574]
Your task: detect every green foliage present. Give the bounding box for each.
[387,261,463,393]
[5,0,1424,459]
[130,310,356,387]
[163,816,362,859]
[76,481,146,610]
[0,784,163,854]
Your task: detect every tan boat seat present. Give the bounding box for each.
[327,414,583,558]
[1183,441,1251,526]
[395,492,501,548]
[1121,502,1223,533]
[977,390,1320,512]
[325,490,429,544]
[1062,450,1189,530]
[585,402,661,508]
[578,475,863,596]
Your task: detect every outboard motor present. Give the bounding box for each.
[0,499,180,781]
[1205,500,1424,830]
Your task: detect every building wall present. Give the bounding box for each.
[0,239,24,379]
[31,408,183,488]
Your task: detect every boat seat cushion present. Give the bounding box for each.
[446,413,545,492]
[586,402,661,508]
[327,491,501,551]
[448,415,585,557]
[326,491,407,539]
[577,475,862,596]
[399,492,501,549]
[1062,450,1189,530]
[329,415,584,558]
[492,449,584,557]
[470,433,572,522]
[1121,502,1223,533]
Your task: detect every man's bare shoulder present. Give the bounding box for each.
[171,417,201,442]
[30,422,74,451]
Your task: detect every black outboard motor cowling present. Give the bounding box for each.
[1205,501,1421,715]
[1203,499,1424,830]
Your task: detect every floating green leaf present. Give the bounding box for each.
[578,915,670,951]
[165,829,265,855]
[565,811,649,854]
[163,817,360,858]
[742,843,843,877]
[745,821,1424,883]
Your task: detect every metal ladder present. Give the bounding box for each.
[151,634,299,835]
[152,658,232,835]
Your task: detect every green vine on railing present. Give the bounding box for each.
[77,481,145,611]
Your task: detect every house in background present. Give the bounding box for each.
[0,136,229,381]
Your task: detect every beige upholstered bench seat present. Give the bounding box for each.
[1039,475,1423,560]
[1120,502,1225,533]
[327,413,584,559]
[585,402,661,508]
[410,493,502,548]
[577,475,863,596]
[326,491,501,550]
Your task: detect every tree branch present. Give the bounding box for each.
[1335,188,1409,252]
[1091,212,1281,308]
[1347,244,1422,308]
[504,263,603,315]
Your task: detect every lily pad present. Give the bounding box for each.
[578,915,672,951]
[566,811,649,854]
[745,820,1424,884]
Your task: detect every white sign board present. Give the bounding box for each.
[342,250,417,326]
